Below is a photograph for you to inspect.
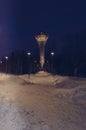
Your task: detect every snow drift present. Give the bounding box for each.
[0,72,86,130]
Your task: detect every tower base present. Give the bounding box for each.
[39,67,44,71]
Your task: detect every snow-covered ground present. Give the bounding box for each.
[0,71,86,130]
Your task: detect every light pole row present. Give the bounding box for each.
[0,51,55,75]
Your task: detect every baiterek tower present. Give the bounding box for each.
[35,32,48,69]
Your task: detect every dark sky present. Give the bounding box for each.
[0,0,86,58]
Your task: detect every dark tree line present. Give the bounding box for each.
[54,31,86,76]
[0,50,40,75]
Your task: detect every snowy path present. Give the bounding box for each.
[0,72,86,130]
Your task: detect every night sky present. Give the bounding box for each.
[0,0,86,58]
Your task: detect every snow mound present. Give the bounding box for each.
[35,71,51,77]
[0,73,86,130]
[54,76,86,89]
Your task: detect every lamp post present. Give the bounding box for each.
[33,60,37,73]
[27,52,31,78]
[5,56,8,75]
[50,52,55,74]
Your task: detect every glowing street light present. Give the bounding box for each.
[51,52,54,56]
[27,52,31,56]
[5,56,8,60]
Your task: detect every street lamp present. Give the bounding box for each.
[51,52,54,56]
[5,56,8,60]
[5,56,8,75]
[27,52,31,78]
[27,52,31,56]
[50,52,55,74]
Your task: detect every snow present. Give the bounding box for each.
[0,71,86,130]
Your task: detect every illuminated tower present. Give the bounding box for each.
[35,32,48,69]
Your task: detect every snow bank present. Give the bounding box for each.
[0,72,86,130]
